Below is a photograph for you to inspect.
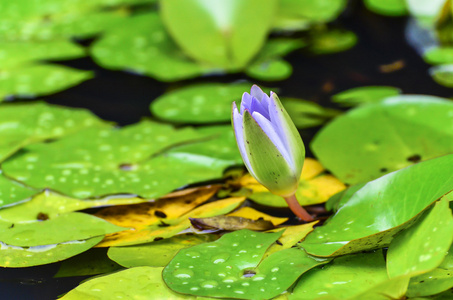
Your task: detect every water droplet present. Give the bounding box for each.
[172,268,194,279]
[190,287,199,291]
[222,276,237,283]
[185,251,201,258]
[271,267,279,272]
[201,280,218,289]
[234,290,244,295]
[252,275,265,281]
[211,252,230,264]
[241,282,250,287]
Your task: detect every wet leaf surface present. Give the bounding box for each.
[299,154,453,257]
[163,229,328,299]
[331,86,401,107]
[312,96,453,184]
[0,175,38,209]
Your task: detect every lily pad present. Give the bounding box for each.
[331,86,401,107]
[160,0,278,69]
[163,229,328,299]
[0,191,148,223]
[299,154,453,257]
[54,248,123,278]
[310,29,357,55]
[0,236,103,268]
[0,174,38,209]
[364,0,408,16]
[245,59,293,81]
[387,197,453,278]
[0,212,127,247]
[91,12,212,82]
[282,97,341,128]
[311,95,453,184]
[289,250,393,299]
[0,64,93,100]
[0,101,107,163]
[424,47,453,65]
[2,122,237,199]
[60,266,193,300]
[276,0,347,25]
[107,234,218,268]
[430,64,453,87]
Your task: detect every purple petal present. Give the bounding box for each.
[233,103,255,176]
[251,85,265,101]
[250,96,270,120]
[240,92,252,114]
[252,111,292,165]
[268,95,293,165]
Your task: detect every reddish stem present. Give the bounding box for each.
[284,194,314,222]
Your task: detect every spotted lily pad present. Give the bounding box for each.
[107,234,218,268]
[311,95,453,184]
[387,197,453,278]
[0,101,107,163]
[0,236,103,268]
[299,154,453,257]
[0,64,93,100]
[60,266,193,300]
[2,121,236,199]
[243,158,345,207]
[289,250,394,299]
[0,191,148,223]
[0,212,127,246]
[164,229,328,299]
[91,12,212,82]
[331,86,401,107]
[0,174,38,209]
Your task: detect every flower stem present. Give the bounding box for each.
[284,194,314,222]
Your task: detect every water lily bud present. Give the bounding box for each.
[232,85,305,197]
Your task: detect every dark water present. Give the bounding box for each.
[2,2,451,299]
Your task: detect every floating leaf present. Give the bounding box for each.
[325,183,365,212]
[364,0,408,16]
[242,158,345,207]
[424,47,453,65]
[163,229,328,299]
[54,248,123,278]
[245,59,293,81]
[311,96,453,184]
[60,266,193,300]
[91,13,212,82]
[290,250,397,299]
[331,86,401,107]
[299,154,453,257]
[0,174,38,209]
[310,29,357,54]
[107,234,218,268]
[0,191,148,223]
[282,97,341,128]
[430,64,453,87]
[0,64,93,100]
[0,212,127,247]
[387,198,453,278]
[0,236,103,268]
[0,101,108,163]
[276,0,347,26]
[0,40,85,68]
[96,197,245,247]
[227,207,288,226]
[190,216,275,231]
[160,0,278,69]
[407,244,453,297]
[2,122,236,199]
[348,276,410,300]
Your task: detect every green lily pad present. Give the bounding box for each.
[0,236,103,268]
[0,212,126,246]
[282,97,341,128]
[387,198,453,278]
[0,191,148,223]
[310,29,357,55]
[424,47,453,65]
[407,244,453,297]
[364,0,408,16]
[347,276,410,300]
[150,83,261,123]
[0,64,93,100]
[245,59,293,81]
[430,64,453,87]
[299,154,453,257]
[277,0,347,25]
[324,183,365,212]
[55,248,123,278]
[331,86,401,107]
[163,229,328,299]
[160,0,278,69]
[91,12,212,82]
[0,101,108,163]
[107,234,218,268]
[252,38,306,62]
[3,121,238,199]
[60,266,194,300]
[0,40,85,68]
[311,95,453,184]
[290,250,397,299]
[0,174,38,209]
